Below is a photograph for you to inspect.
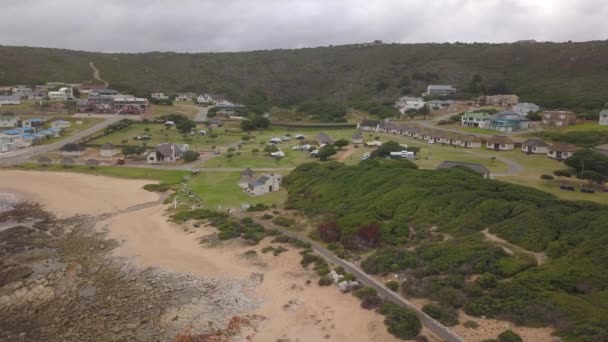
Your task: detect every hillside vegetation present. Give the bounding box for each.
[1,42,608,111]
[284,160,608,341]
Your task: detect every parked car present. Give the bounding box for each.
[361,152,371,160]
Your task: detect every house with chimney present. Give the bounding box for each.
[146,143,189,163]
[247,173,282,196]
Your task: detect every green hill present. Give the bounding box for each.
[284,160,608,341]
[1,42,608,111]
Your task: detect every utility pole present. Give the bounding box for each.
[579,161,585,190]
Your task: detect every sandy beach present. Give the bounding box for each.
[0,170,159,217]
[98,205,403,341]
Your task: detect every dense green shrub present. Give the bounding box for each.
[272,216,296,227]
[143,183,171,192]
[379,302,422,340]
[497,330,523,342]
[422,303,459,326]
[385,280,399,292]
[361,248,417,275]
[318,275,333,286]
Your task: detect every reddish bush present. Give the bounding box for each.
[318,222,341,242]
[358,223,382,246]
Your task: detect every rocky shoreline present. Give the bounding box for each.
[0,202,261,342]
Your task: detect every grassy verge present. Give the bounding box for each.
[6,163,188,185]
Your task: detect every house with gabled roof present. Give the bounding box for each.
[241,167,255,180]
[316,132,333,146]
[521,139,549,154]
[599,109,608,126]
[351,131,363,144]
[357,120,380,132]
[146,143,189,163]
[247,173,282,196]
[547,143,577,160]
[485,135,515,151]
[0,114,18,128]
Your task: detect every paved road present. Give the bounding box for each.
[194,106,211,123]
[232,211,465,342]
[89,61,109,87]
[0,118,120,164]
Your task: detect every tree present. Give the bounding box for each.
[183,150,199,163]
[497,330,523,342]
[379,302,422,340]
[251,148,259,154]
[333,139,349,149]
[251,115,270,129]
[144,127,150,132]
[553,169,572,178]
[318,145,337,161]
[476,272,497,289]
[582,170,607,187]
[241,120,256,131]
[121,145,143,158]
[263,144,279,153]
[417,104,430,120]
[176,119,196,134]
[372,141,402,158]
[565,149,608,177]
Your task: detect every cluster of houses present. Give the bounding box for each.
[0,115,68,152]
[356,119,578,160]
[77,88,149,115]
[460,109,580,132]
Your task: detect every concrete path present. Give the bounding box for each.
[232,211,465,342]
[89,61,109,87]
[194,106,211,123]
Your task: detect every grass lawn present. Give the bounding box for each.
[188,171,287,209]
[365,132,510,173]
[499,174,608,204]
[6,163,189,185]
[149,104,199,118]
[542,122,608,133]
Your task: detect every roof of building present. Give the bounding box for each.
[428,85,455,90]
[522,138,548,147]
[60,143,86,151]
[549,143,578,153]
[486,135,515,144]
[27,118,45,123]
[316,132,333,144]
[101,142,116,150]
[600,109,608,115]
[242,167,255,176]
[155,143,184,157]
[436,161,490,175]
[210,117,223,124]
[0,95,21,101]
[463,112,491,118]
[352,131,363,139]
[493,110,529,120]
[359,120,379,127]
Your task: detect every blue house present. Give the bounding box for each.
[487,110,531,132]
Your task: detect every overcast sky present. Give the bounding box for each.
[0,0,606,53]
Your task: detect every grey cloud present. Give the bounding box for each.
[0,0,607,53]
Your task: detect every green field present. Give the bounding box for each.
[8,163,189,185]
[188,171,287,209]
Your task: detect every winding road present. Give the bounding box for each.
[232,211,465,342]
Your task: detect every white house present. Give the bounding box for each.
[390,151,415,159]
[51,120,71,129]
[0,132,22,152]
[599,109,608,126]
[0,114,18,128]
[485,136,515,151]
[0,95,21,105]
[357,120,381,132]
[395,96,425,113]
[175,94,192,102]
[424,85,456,96]
[547,143,577,160]
[512,102,540,116]
[351,131,363,144]
[521,139,549,154]
[100,143,120,157]
[151,93,169,100]
[247,173,282,196]
[48,87,74,101]
[146,143,189,163]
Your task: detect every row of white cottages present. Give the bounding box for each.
[356,120,578,160]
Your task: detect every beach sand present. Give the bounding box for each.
[0,170,159,217]
[98,206,405,341]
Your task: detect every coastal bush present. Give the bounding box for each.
[421,303,459,326]
[353,287,377,299]
[497,330,523,342]
[272,216,296,227]
[463,320,480,329]
[540,174,554,180]
[261,213,273,220]
[282,160,608,339]
[385,280,399,292]
[143,183,171,192]
[318,275,333,286]
[379,302,422,340]
[247,203,269,212]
